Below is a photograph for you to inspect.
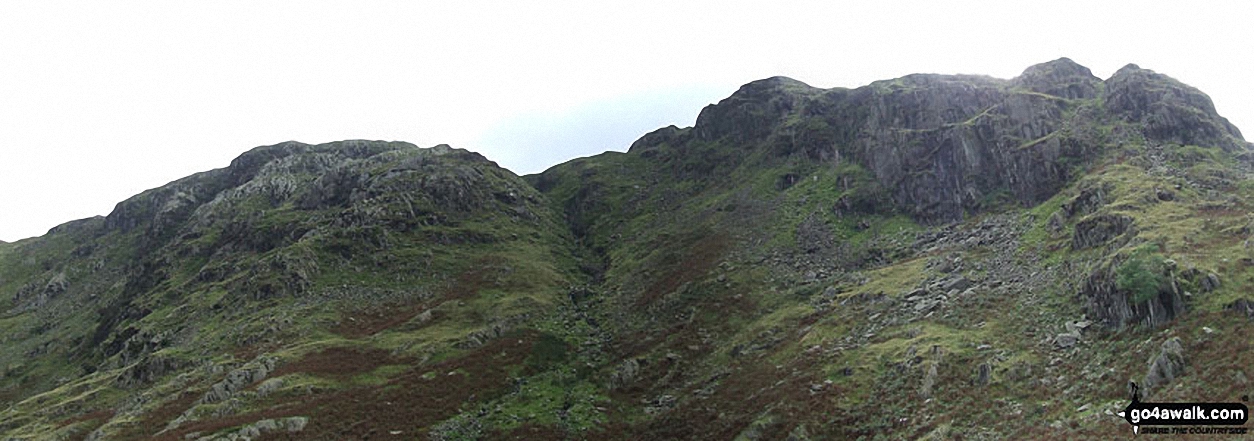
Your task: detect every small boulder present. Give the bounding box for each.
[1053,333,1079,349]
[1142,337,1186,397]
[1064,320,1092,335]
[1202,273,1221,292]
[282,416,309,432]
[974,362,992,387]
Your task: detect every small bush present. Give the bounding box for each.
[1116,244,1166,304]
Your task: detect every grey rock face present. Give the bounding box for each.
[852,77,1091,222]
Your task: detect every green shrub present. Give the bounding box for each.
[1116,245,1166,304]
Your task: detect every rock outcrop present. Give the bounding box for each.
[1072,214,1133,250]
[1081,257,1185,329]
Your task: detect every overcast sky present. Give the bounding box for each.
[2,1,1251,242]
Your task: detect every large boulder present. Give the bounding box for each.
[1142,337,1187,397]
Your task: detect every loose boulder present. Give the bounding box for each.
[1142,337,1186,397]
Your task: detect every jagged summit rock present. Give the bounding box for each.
[693,76,819,142]
[1012,57,1101,99]
[1105,63,1245,150]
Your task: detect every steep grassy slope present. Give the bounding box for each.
[2,59,1253,440]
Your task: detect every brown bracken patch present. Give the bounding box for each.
[268,346,402,381]
[617,354,837,441]
[332,304,441,338]
[57,409,116,441]
[330,255,502,339]
[56,409,115,429]
[114,390,200,439]
[147,331,541,441]
[444,255,509,300]
[636,233,730,308]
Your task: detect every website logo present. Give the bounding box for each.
[1117,383,1249,435]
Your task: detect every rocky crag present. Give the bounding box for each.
[2,58,1253,440]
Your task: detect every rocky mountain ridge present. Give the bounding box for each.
[2,58,1253,440]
